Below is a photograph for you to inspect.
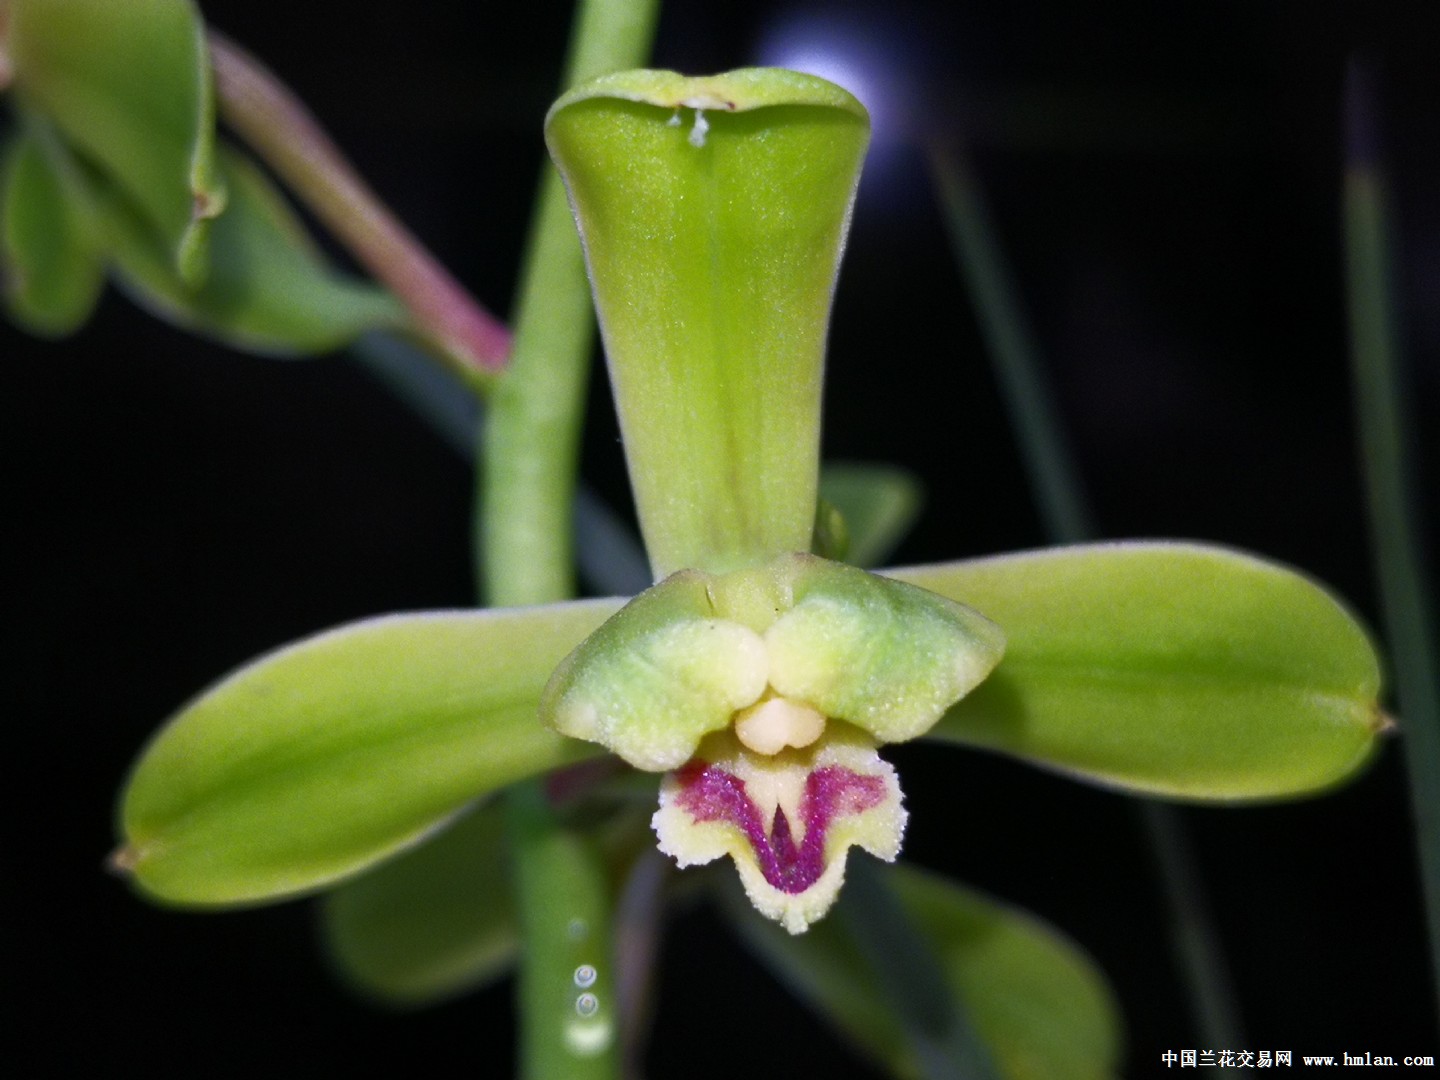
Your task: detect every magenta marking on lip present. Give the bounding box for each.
[674,761,886,894]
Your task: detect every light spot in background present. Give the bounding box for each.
[756,6,923,177]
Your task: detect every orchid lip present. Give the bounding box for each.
[652,726,907,933]
[672,760,887,895]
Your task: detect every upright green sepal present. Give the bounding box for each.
[546,69,869,579]
[6,0,224,285]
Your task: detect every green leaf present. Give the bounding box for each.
[724,864,1122,1080]
[889,543,1385,799]
[0,127,102,335]
[7,0,224,285]
[99,144,406,355]
[763,555,1004,745]
[546,69,869,578]
[321,802,518,1006]
[820,462,924,569]
[114,600,623,906]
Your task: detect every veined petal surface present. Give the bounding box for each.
[116,600,622,905]
[889,542,1384,799]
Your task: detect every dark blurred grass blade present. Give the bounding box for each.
[722,858,1123,1080]
[1342,62,1440,1022]
[923,140,1092,544]
[927,137,1243,1047]
[838,859,1002,1080]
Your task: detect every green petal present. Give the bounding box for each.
[725,865,1122,1080]
[541,570,770,771]
[7,0,224,285]
[819,462,924,569]
[889,543,1385,799]
[115,601,622,906]
[765,557,1005,743]
[100,144,405,354]
[0,127,103,336]
[546,69,869,578]
[321,802,517,1006]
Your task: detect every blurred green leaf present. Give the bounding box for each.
[820,462,923,569]
[0,127,102,335]
[891,543,1384,799]
[7,0,223,285]
[115,601,623,906]
[99,144,406,355]
[725,864,1122,1080]
[321,802,517,1006]
[547,69,869,578]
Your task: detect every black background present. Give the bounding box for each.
[8,1,1439,1076]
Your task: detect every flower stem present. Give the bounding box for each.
[927,137,1245,1047]
[507,783,620,1080]
[476,2,659,1078]
[477,0,659,608]
[1342,61,1440,1024]
[207,31,511,386]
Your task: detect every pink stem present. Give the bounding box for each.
[207,31,512,375]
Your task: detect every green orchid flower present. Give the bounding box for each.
[542,550,1004,932]
[111,67,1382,947]
[92,63,1388,1080]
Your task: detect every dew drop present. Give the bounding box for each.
[567,918,588,942]
[575,992,599,1017]
[573,964,597,989]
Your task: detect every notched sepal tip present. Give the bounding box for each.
[546,67,870,133]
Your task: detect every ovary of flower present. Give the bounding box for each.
[540,554,1005,934]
